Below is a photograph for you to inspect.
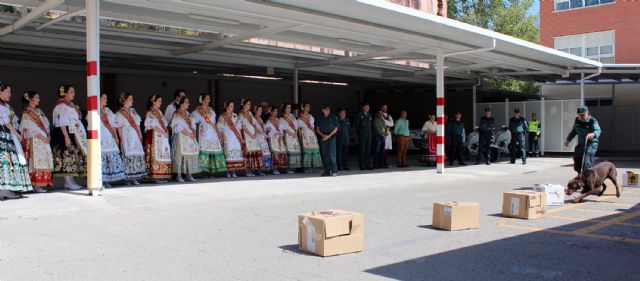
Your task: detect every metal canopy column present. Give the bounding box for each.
[85,0,102,196]
[436,48,445,174]
[580,73,585,106]
[293,69,299,104]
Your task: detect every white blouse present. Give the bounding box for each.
[144,109,168,132]
[52,102,81,128]
[422,120,437,134]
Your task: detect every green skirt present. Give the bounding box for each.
[200,151,227,173]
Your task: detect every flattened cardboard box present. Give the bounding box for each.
[432,202,479,231]
[298,210,364,257]
[502,191,547,219]
[602,176,624,196]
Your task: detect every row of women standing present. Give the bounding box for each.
[0,82,325,193]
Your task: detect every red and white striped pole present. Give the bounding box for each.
[86,0,102,195]
[436,48,445,173]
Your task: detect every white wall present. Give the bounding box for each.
[542,83,640,106]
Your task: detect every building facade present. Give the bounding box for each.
[540,0,640,63]
[386,0,447,16]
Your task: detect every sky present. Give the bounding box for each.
[528,0,540,16]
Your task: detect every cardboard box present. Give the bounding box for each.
[298,210,363,257]
[533,184,565,206]
[432,202,479,231]
[502,191,547,219]
[602,176,623,196]
[625,171,639,187]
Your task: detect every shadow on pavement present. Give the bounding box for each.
[365,203,640,281]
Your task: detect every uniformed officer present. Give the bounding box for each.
[527,112,542,158]
[446,110,466,166]
[336,108,351,171]
[509,108,528,164]
[355,103,373,170]
[564,106,601,174]
[476,107,495,165]
[315,105,339,177]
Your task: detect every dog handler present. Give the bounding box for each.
[564,106,601,174]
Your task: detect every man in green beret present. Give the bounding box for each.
[315,105,339,176]
[565,106,601,174]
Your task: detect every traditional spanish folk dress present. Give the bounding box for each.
[265,116,288,169]
[253,116,273,171]
[281,113,302,169]
[20,106,54,188]
[144,108,172,179]
[99,107,126,183]
[297,113,322,168]
[192,106,227,173]
[238,111,265,170]
[170,110,201,174]
[51,99,87,176]
[116,107,148,179]
[0,103,32,191]
[218,112,245,171]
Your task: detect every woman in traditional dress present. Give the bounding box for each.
[116,92,147,185]
[280,103,301,174]
[264,106,287,174]
[253,105,274,174]
[0,82,32,192]
[169,96,201,182]
[20,91,53,192]
[217,101,245,178]
[238,99,265,177]
[99,93,126,187]
[51,84,86,190]
[191,93,226,178]
[420,114,438,166]
[144,95,172,183]
[297,103,322,173]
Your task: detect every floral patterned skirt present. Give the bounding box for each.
[0,127,32,192]
[145,131,171,179]
[102,151,126,183]
[51,128,87,177]
[22,139,53,188]
[200,151,227,173]
[301,148,322,168]
[122,154,147,179]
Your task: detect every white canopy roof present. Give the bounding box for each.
[0,0,605,84]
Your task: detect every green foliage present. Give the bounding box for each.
[448,0,541,94]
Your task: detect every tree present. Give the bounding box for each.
[448,0,540,93]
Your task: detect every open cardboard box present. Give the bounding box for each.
[298,210,364,257]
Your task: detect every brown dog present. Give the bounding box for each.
[566,161,621,203]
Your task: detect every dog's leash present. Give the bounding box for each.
[579,135,589,175]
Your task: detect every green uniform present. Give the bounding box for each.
[355,111,373,169]
[336,117,351,170]
[477,116,495,164]
[316,114,339,175]
[527,119,541,157]
[509,117,528,163]
[566,116,601,173]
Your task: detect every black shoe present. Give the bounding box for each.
[459,162,467,166]
[367,166,374,170]
[343,167,350,171]
[475,160,480,165]
[523,160,527,165]
[485,161,490,165]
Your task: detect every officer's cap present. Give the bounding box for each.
[577,106,589,114]
[484,107,491,112]
[514,108,521,113]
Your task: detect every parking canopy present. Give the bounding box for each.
[0,0,602,85]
